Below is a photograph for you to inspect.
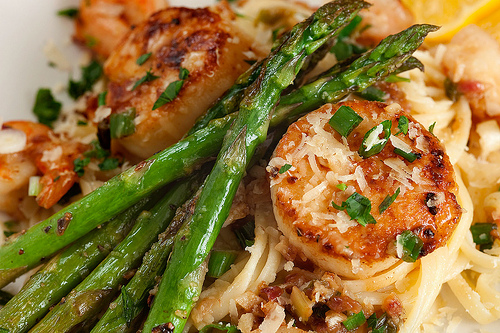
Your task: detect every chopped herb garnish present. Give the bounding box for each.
[136,52,152,66]
[153,67,189,110]
[73,157,91,177]
[207,250,238,278]
[330,39,353,61]
[379,188,400,214]
[394,148,420,162]
[336,183,347,191]
[232,218,255,249]
[244,59,257,66]
[199,323,240,333]
[97,91,107,106]
[57,8,79,18]
[84,140,110,159]
[132,69,160,90]
[68,60,103,100]
[332,192,376,226]
[77,120,88,126]
[397,230,423,262]
[470,223,497,251]
[356,86,386,102]
[385,74,411,83]
[3,231,15,238]
[330,15,365,61]
[343,311,366,331]
[444,77,461,102]
[428,122,436,135]
[396,115,409,135]
[329,105,363,137]
[110,108,136,139]
[359,120,392,158]
[367,312,394,333]
[279,164,292,174]
[98,157,120,171]
[32,88,62,128]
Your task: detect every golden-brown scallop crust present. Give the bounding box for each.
[269,101,462,278]
[104,4,261,158]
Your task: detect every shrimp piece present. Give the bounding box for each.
[441,24,500,121]
[0,121,88,216]
[104,3,262,158]
[74,0,168,59]
[357,0,414,45]
[268,101,461,279]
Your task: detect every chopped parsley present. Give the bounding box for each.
[428,122,436,135]
[279,164,292,174]
[132,69,160,90]
[153,67,189,110]
[136,52,152,66]
[74,140,122,176]
[397,230,423,262]
[332,192,376,226]
[470,223,497,251]
[367,312,395,333]
[379,188,400,214]
[395,115,409,135]
[68,60,103,100]
[97,91,107,106]
[73,157,91,177]
[32,88,62,128]
[57,8,79,18]
[444,77,461,103]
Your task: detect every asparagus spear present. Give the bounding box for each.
[90,192,199,333]
[29,174,203,333]
[0,196,153,333]
[142,1,369,332]
[0,117,230,288]
[0,23,433,288]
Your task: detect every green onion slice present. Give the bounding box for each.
[329,105,363,137]
[394,148,420,163]
[97,91,107,106]
[397,230,423,262]
[343,311,366,331]
[379,188,400,214]
[28,176,42,196]
[356,86,386,102]
[332,192,376,226]
[359,120,392,158]
[336,183,347,191]
[207,250,238,278]
[110,108,136,139]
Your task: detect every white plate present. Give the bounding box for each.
[0,1,498,332]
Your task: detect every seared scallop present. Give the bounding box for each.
[268,101,462,279]
[104,3,262,158]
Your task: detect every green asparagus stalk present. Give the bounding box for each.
[142,1,369,332]
[0,196,154,333]
[0,117,230,288]
[90,192,199,333]
[29,174,203,333]
[0,23,434,289]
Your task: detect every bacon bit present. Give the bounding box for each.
[152,323,175,333]
[56,212,73,236]
[457,80,485,99]
[326,295,362,313]
[18,249,24,255]
[260,286,283,302]
[382,293,403,318]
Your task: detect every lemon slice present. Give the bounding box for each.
[402,0,500,43]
